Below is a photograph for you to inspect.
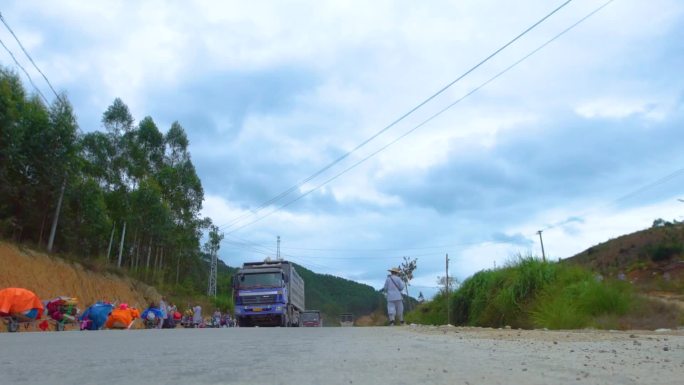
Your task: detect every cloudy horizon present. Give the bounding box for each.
[2,0,683,298]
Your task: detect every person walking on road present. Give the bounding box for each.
[383,267,405,325]
[192,304,202,328]
[158,297,168,329]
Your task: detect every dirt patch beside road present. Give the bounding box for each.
[409,324,684,341]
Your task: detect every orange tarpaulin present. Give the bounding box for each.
[105,307,140,329]
[0,287,44,318]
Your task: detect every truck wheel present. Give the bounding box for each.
[237,317,249,327]
[8,318,19,333]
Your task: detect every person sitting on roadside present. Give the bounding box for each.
[212,309,221,327]
[182,306,193,327]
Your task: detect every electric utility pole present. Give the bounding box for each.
[277,235,281,260]
[446,253,451,325]
[537,230,546,262]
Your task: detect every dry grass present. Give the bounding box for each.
[615,296,683,330]
[355,310,388,326]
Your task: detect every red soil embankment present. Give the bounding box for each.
[0,242,160,311]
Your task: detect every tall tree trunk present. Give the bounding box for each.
[129,228,138,269]
[135,237,142,270]
[175,251,181,286]
[106,224,115,262]
[159,247,164,283]
[153,246,160,275]
[117,221,126,268]
[38,214,47,248]
[146,240,152,278]
[47,178,66,253]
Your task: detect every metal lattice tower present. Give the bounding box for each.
[208,247,217,297]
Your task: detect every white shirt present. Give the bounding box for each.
[383,275,405,301]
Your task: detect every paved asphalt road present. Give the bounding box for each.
[1,326,682,385]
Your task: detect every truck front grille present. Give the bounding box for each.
[241,294,277,304]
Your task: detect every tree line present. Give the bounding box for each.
[0,66,213,294]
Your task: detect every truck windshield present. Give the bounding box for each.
[239,273,282,288]
[301,312,320,322]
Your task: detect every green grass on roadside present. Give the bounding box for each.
[407,255,645,330]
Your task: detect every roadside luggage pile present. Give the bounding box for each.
[0,287,44,332]
[45,296,79,331]
[1,286,236,332]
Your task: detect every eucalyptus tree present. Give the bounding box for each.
[44,95,79,252]
[135,116,164,177]
[100,98,136,267]
[0,68,27,239]
[159,121,206,285]
[7,94,50,242]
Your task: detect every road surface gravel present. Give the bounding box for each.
[1,325,682,384]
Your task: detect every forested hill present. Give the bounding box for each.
[294,263,385,322]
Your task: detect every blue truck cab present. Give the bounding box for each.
[233,260,305,327]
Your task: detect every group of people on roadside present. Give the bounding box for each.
[180,305,235,328]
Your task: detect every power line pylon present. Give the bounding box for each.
[208,246,217,297]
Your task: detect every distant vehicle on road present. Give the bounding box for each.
[233,260,305,327]
[301,310,322,327]
[339,313,354,327]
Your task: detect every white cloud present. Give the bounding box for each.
[575,97,669,120]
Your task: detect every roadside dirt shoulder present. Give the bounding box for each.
[407,324,684,342]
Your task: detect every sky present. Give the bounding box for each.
[2,0,684,299]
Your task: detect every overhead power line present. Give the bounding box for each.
[0,37,49,104]
[224,0,614,235]
[217,0,575,232]
[0,12,59,99]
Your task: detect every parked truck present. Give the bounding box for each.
[232,260,305,327]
